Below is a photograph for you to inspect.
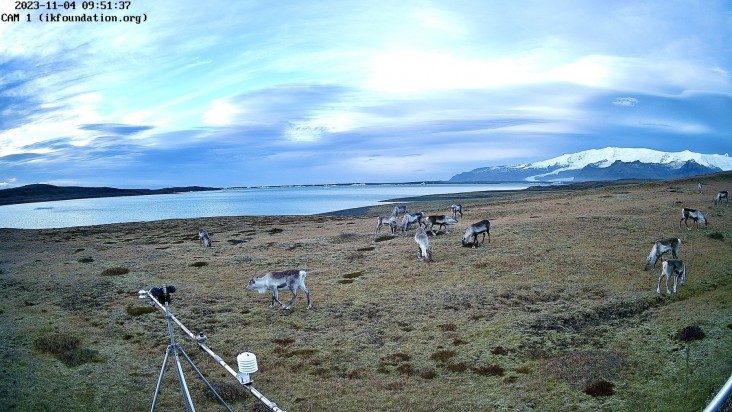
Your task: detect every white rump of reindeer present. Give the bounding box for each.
[414,227,432,262]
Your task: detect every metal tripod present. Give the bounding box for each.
[150,301,233,412]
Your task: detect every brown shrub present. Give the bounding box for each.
[420,369,437,379]
[491,346,509,355]
[100,267,129,276]
[676,325,705,342]
[584,380,615,397]
[430,350,456,363]
[382,352,411,365]
[472,364,505,376]
[396,363,416,376]
[126,305,157,316]
[438,323,457,331]
[272,338,295,346]
[33,333,104,367]
[446,362,468,373]
[544,351,623,390]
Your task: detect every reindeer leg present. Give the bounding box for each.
[285,287,297,310]
[300,285,312,309]
[657,273,664,295]
[269,288,276,308]
[271,288,285,309]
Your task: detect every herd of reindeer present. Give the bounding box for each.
[194,184,729,310]
[646,184,728,298]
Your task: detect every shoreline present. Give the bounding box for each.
[320,178,657,217]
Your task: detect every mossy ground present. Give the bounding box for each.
[1,173,731,411]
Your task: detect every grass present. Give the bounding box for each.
[32,332,105,367]
[1,173,732,411]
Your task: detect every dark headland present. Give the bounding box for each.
[0,184,220,206]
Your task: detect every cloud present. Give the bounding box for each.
[613,97,639,107]
[79,123,155,136]
[1,1,731,188]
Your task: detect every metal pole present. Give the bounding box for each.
[150,346,171,411]
[143,289,286,412]
[177,345,234,412]
[704,373,732,412]
[172,346,196,412]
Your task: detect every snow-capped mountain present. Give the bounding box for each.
[449,147,732,183]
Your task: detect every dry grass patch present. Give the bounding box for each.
[543,350,623,391]
[126,305,157,316]
[100,267,129,276]
[33,332,105,367]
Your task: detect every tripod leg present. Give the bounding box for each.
[177,345,234,412]
[172,348,196,412]
[151,345,172,412]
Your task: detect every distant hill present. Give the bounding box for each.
[450,147,731,182]
[0,184,220,206]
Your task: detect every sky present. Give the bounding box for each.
[1,0,731,188]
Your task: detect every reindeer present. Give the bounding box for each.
[657,259,686,296]
[697,182,704,194]
[375,215,398,235]
[198,229,212,247]
[401,211,426,236]
[714,190,729,206]
[424,215,458,235]
[414,227,432,261]
[462,219,491,247]
[245,269,312,309]
[450,204,463,219]
[392,205,408,217]
[679,208,708,230]
[644,238,681,271]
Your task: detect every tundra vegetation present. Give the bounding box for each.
[0,173,731,411]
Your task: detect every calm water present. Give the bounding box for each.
[0,183,533,229]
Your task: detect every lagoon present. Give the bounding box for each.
[0,183,534,229]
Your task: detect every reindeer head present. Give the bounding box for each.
[644,248,657,271]
[245,278,261,292]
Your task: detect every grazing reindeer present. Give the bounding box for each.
[424,215,458,235]
[392,205,408,217]
[401,211,426,236]
[679,208,708,230]
[198,229,212,247]
[414,227,432,261]
[450,204,463,219]
[245,269,312,309]
[462,220,491,247]
[697,182,703,194]
[714,190,729,206]
[644,238,681,271]
[657,259,686,296]
[375,215,398,235]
